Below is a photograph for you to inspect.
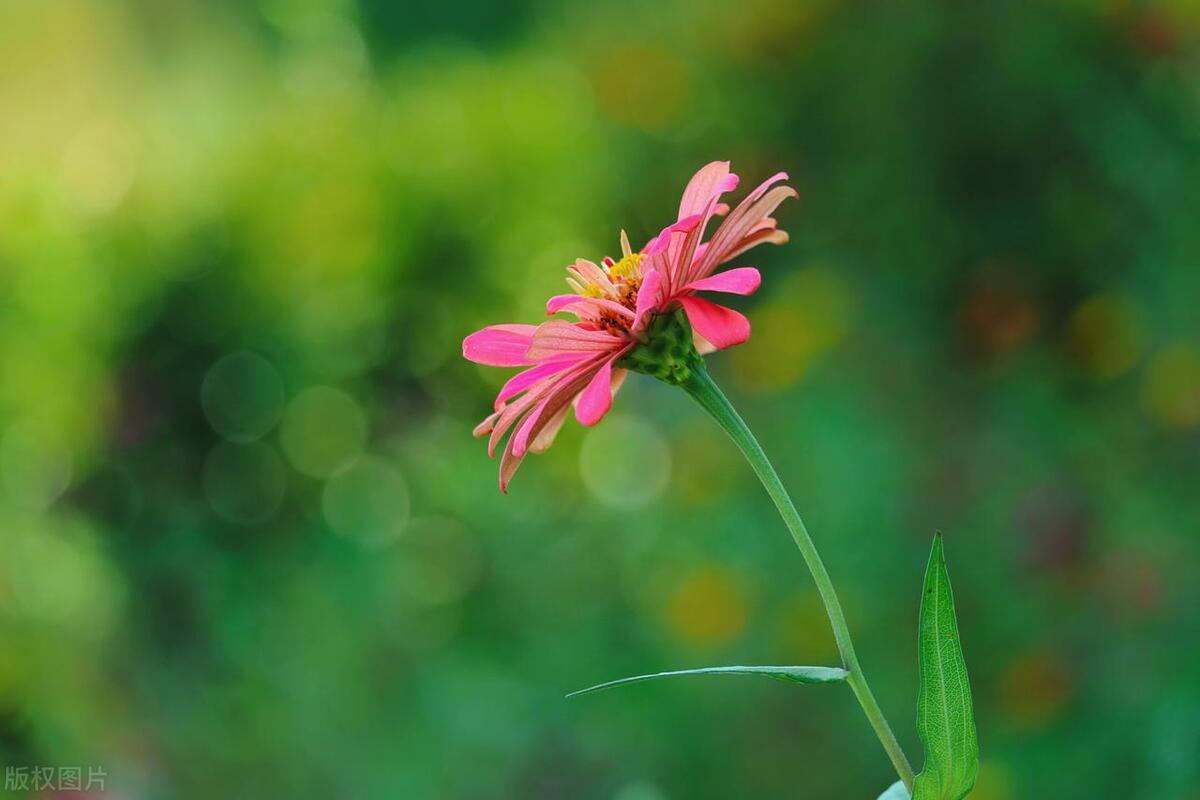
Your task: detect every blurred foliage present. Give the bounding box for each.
[1,0,1200,797]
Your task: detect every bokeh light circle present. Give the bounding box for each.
[321,455,410,547]
[7,522,122,637]
[0,421,73,510]
[280,386,367,477]
[203,441,287,525]
[394,517,482,606]
[1142,343,1200,429]
[200,351,286,443]
[579,415,671,508]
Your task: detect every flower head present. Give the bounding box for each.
[463,161,797,491]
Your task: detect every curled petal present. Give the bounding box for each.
[473,409,501,438]
[678,161,740,220]
[678,296,751,350]
[694,180,797,281]
[644,213,704,256]
[684,267,761,296]
[463,324,537,366]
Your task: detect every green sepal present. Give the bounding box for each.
[617,308,703,385]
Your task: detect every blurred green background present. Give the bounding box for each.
[2,0,1199,797]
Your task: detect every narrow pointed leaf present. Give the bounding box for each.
[879,781,912,800]
[566,665,848,698]
[913,533,978,800]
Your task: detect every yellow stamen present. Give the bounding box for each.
[609,252,643,281]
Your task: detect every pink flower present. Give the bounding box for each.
[463,161,797,491]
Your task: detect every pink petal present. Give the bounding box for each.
[497,363,597,492]
[644,213,703,256]
[526,320,626,359]
[665,195,722,295]
[546,294,584,314]
[692,330,718,356]
[684,267,761,296]
[575,357,617,426]
[462,324,538,366]
[678,296,751,350]
[609,366,628,397]
[487,355,598,456]
[678,161,740,220]
[488,379,555,457]
[546,294,635,320]
[633,268,663,330]
[512,395,552,457]
[567,259,616,294]
[473,409,501,438]
[494,355,586,408]
[498,436,525,494]
[693,179,797,281]
[529,403,571,454]
[717,228,789,264]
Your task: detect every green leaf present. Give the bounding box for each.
[913,533,979,800]
[566,665,848,698]
[878,781,912,800]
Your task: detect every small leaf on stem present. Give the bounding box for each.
[567,665,848,698]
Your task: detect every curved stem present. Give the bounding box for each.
[680,364,915,791]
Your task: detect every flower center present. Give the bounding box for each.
[608,252,643,281]
[578,252,643,314]
[566,234,647,331]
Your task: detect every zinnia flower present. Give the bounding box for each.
[463,161,797,491]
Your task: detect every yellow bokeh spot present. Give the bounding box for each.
[774,590,839,665]
[734,267,856,392]
[591,44,689,131]
[1141,343,1200,429]
[1066,293,1144,380]
[970,761,1015,800]
[999,651,1071,728]
[57,116,138,216]
[669,422,732,505]
[664,565,748,648]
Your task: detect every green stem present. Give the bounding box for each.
[680,363,915,791]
